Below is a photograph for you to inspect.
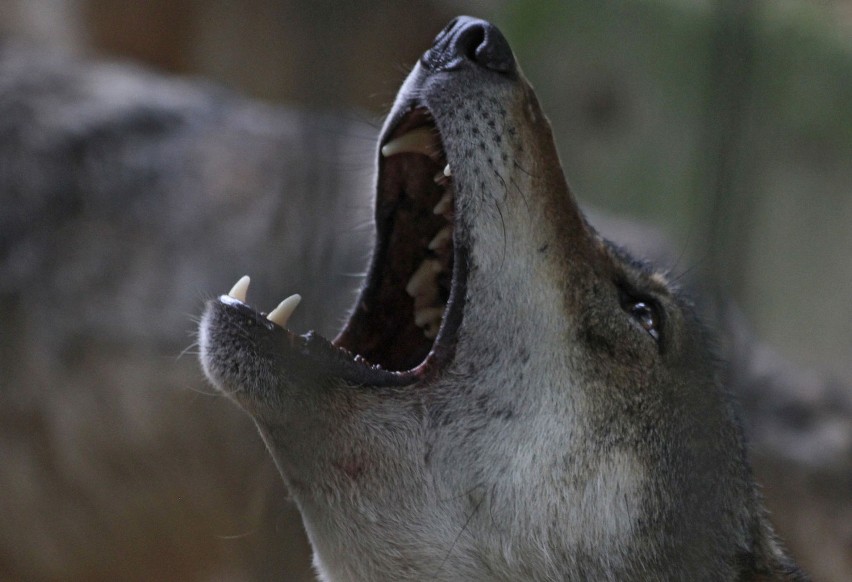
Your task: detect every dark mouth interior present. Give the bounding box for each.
[333,107,455,372]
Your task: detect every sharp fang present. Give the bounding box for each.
[381,127,440,158]
[443,164,452,177]
[428,225,453,250]
[414,307,444,327]
[405,259,442,297]
[228,275,250,302]
[267,294,302,328]
[433,191,453,215]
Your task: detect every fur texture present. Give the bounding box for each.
[199,17,806,581]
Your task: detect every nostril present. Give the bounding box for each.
[471,24,514,73]
[421,16,516,75]
[455,24,486,64]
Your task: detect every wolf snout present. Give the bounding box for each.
[421,16,516,74]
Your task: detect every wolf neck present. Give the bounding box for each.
[457,187,587,362]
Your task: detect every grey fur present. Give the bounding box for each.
[199,19,806,581]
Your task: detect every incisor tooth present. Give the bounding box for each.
[267,294,302,328]
[433,191,453,215]
[381,127,440,158]
[405,260,442,297]
[428,225,453,250]
[228,275,250,302]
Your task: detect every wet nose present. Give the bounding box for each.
[421,16,516,74]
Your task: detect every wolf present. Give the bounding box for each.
[199,16,806,581]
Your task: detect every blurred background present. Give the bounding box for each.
[5,0,850,378]
[0,0,849,580]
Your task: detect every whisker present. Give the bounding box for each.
[434,485,487,578]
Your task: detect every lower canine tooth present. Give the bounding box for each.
[228,275,250,302]
[443,164,452,177]
[433,191,453,215]
[267,294,302,328]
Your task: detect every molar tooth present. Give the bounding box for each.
[433,191,453,215]
[414,307,444,328]
[405,260,442,297]
[381,127,440,158]
[428,225,453,250]
[424,321,440,339]
[228,275,250,302]
[413,291,438,309]
[267,294,302,328]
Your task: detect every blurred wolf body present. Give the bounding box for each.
[0,45,372,580]
[0,45,849,580]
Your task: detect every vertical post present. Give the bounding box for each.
[701,0,758,301]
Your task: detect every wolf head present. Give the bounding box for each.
[199,16,803,581]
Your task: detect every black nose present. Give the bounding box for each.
[421,16,516,74]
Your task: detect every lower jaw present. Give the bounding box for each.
[214,107,467,388]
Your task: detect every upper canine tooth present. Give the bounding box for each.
[405,259,442,297]
[443,164,452,177]
[381,127,440,158]
[433,191,453,215]
[228,275,250,302]
[267,294,302,328]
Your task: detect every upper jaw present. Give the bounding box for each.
[331,57,535,384]
[329,62,473,385]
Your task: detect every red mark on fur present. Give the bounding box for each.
[333,455,367,481]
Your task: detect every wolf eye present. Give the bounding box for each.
[627,301,660,341]
[617,283,664,345]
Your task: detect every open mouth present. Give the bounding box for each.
[334,106,464,375]
[220,105,465,386]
